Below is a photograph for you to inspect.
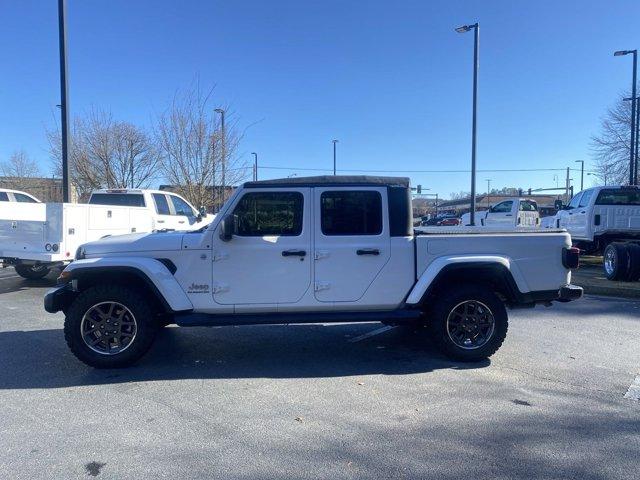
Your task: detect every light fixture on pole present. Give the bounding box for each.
[332,139,339,175]
[251,152,258,181]
[614,49,637,185]
[456,22,480,225]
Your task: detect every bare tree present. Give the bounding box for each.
[591,94,635,185]
[0,150,42,190]
[154,82,247,211]
[48,109,159,200]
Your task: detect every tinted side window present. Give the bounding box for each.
[233,192,303,236]
[0,192,9,201]
[89,193,146,207]
[519,200,537,211]
[170,195,195,216]
[595,189,640,206]
[321,191,382,236]
[153,193,170,215]
[492,201,513,213]
[568,193,582,209]
[578,190,593,207]
[14,193,37,203]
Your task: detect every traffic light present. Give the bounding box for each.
[417,185,422,194]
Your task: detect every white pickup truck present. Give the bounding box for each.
[479,198,540,227]
[0,189,210,279]
[44,176,582,368]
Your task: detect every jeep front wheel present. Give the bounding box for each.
[427,285,508,361]
[64,285,158,368]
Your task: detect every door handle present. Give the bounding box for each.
[356,248,380,256]
[157,220,165,223]
[505,214,512,217]
[282,249,306,257]
[178,220,185,224]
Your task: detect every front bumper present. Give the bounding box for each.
[44,284,75,313]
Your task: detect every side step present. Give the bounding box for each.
[174,309,423,327]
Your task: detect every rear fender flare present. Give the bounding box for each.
[406,255,528,305]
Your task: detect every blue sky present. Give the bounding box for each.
[1,0,639,198]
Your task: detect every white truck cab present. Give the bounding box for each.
[556,185,640,252]
[481,198,540,227]
[0,189,210,279]
[45,176,582,369]
[0,188,40,203]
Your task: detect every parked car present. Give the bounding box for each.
[45,175,582,368]
[0,189,212,279]
[481,198,540,227]
[439,217,462,226]
[0,188,40,203]
[422,214,458,226]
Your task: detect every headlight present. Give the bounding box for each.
[75,247,86,260]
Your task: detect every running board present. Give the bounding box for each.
[174,309,423,327]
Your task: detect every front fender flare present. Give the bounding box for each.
[405,255,529,305]
[63,257,193,312]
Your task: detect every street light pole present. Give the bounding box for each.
[575,160,584,191]
[215,108,226,208]
[615,49,637,185]
[58,0,71,202]
[624,95,640,185]
[456,22,479,225]
[251,152,258,181]
[485,178,491,208]
[332,139,338,175]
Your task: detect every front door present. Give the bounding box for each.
[212,188,312,305]
[313,187,390,303]
[484,200,514,226]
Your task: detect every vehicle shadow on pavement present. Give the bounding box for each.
[0,323,489,389]
[0,271,58,295]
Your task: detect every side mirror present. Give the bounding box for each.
[554,200,564,210]
[219,214,236,242]
[199,206,206,216]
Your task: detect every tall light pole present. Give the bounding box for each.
[58,0,71,202]
[456,22,479,225]
[251,152,258,181]
[624,95,640,185]
[574,160,584,191]
[214,108,226,208]
[615,49,637,185]
[332,139,338,175]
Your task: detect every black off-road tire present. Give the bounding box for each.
[64,284,158,368]
[603,243,629,281]
[14,264,51,280]
[625,243,640,282]
[427,284,508,362]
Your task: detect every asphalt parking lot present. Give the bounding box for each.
[0,267,638,480]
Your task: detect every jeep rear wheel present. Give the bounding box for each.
[427,285,508,362]
[15,264,51,280]
[64,285,158,368]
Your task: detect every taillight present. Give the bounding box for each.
[562,247,580,269]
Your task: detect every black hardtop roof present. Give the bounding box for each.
[244,175,410,188]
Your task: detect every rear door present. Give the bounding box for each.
[314,187,390,303]
[151,193,179,230]
[517,200,539,227]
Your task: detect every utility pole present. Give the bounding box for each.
[565,167,571,202]
[332,140,338,175]
[575,160,584,191]
[58,0,71,202]
[251,152,258,181]
[485,178,491,208]
[614,49,637,185]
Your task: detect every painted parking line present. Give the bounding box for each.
[0,275,20,281]
[624,375,640,401]
[348,325,395,343]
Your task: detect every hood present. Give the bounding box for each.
[81,231,185,256]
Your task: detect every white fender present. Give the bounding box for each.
[64,257,193,312]
[405,255,529,305]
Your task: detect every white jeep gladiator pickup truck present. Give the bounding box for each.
[44,176,582,368]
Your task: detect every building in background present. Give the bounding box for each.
[0,176,78,202]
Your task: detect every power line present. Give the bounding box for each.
[247,165,591,174]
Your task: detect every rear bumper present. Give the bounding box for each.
[516,284,583,306]
[44,284,75,313]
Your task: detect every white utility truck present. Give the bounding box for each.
[1,189,210,279]
[480,198,540,227]
[554,185,640,280]
[0,188,41,203]
[45,176,582,368]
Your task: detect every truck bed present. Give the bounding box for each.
[414,226,567,235]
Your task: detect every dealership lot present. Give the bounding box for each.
[0,268,638,480]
